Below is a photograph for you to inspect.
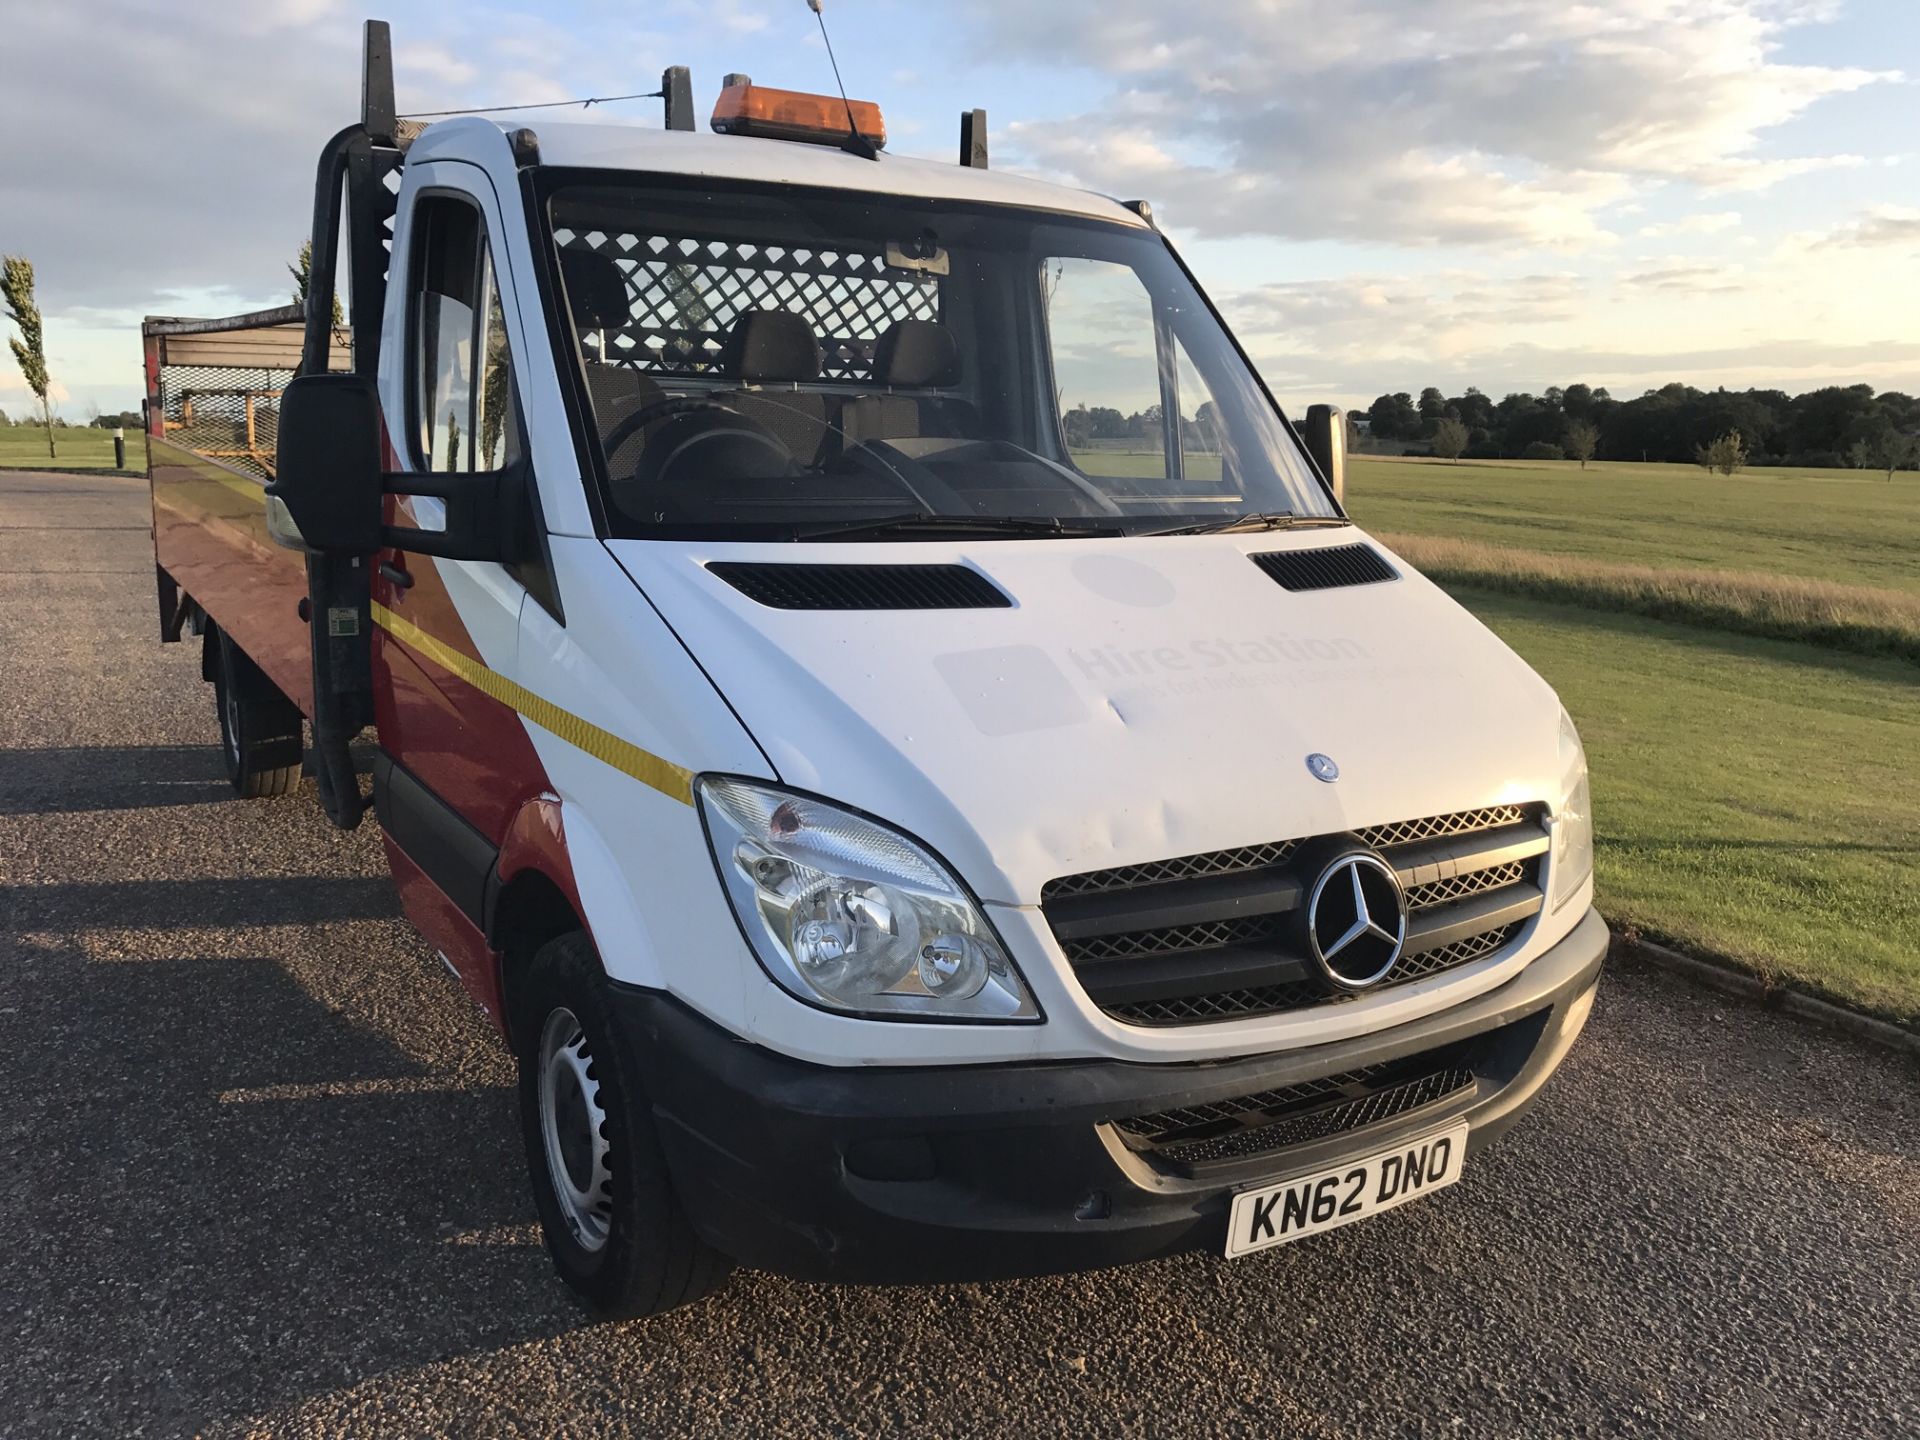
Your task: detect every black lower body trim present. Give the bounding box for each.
[371,750,498,927]
[615,907,1609,1284]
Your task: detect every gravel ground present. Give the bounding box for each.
[1,471,1915,1439]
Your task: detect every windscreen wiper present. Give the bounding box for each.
[1149,512,1354,537]
[791,513,1126,542]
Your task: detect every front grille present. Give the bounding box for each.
[1064,912,1286,964]
[1406,860,1523,910]
[1043,805,1548,1027]
[1358,804,1526,849]
[1041,838,1300,901]
[1112,1034,1486,1170]
[1109,979,1327,1028]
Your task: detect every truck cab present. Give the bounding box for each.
[151,24,1604,1315]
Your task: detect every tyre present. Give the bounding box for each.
[516,931,731,1318]
[208,627,304,798]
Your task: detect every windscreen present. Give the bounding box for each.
[545,177,1337,539]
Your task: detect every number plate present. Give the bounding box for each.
[1225,1122,1468,1258]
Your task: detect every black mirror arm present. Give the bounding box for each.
[382,470,462,501]
[378,525,497,560]
[376,466,535,563]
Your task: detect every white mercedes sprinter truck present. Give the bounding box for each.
[171,24,1605,1316]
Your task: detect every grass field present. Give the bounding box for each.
[1349,454,1919,1021]
[1381,531,1920,663]
[1346,454,1920,594]
[1471,590,1919,1022]
[0,427,146,473]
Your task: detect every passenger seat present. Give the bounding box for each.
[841,319,974,446]
[721,311,832,466]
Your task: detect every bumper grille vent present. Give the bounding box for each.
[1112,1031,1492,1171]
[1043,805,1548,1028]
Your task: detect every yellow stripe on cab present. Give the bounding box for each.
[370,600,695,806]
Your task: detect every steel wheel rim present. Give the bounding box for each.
[537,1006,614,1252]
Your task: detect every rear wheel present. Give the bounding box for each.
[208,628,303,798]
[516,931,730,1317]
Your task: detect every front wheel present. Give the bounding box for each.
[516,932,731,1317]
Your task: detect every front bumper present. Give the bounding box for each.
[621,905,1608,1283]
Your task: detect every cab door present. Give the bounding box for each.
[371,167,554,992]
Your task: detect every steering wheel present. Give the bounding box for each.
[604,396,799,516]
[602,395,749,462]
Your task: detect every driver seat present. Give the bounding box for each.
[558,247,667,428]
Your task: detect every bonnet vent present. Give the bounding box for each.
[707,562,1012,610]
[1252,543,1399,593]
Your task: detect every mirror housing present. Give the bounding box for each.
[269,374,385,553]
[268,372,532,563]
[1301,404,1346,504]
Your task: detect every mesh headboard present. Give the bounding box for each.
[553,228,942,383]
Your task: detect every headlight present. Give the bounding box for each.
[1551,707,1593,911]
[696,777,1040,1022]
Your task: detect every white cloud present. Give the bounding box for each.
[1620,261,1751,295]
[1807,205,1920,250]
[1638,212,1742,238]
[971,0,1896,248]
[1219,237,1920,410]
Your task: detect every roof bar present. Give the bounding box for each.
[663,66,695,131]
[960,108,989,169]
[361,19,396,146]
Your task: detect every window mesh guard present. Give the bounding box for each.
[554,230,941,382]
[154,365,295,481]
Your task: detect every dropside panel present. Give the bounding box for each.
[149,437,314,711]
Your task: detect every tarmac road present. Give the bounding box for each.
[1,470,1915,1439]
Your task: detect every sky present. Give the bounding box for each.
[2,0,1917,420]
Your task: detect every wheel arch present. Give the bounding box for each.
[489,793,592,1048]
[491,866,585,1048]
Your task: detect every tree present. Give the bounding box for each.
[1450,387,1496,432]
[289,238,348,362]
[1417,386,1447,434]
[1062,404,1092,448]
[1564,419,1599,469]
[1871,430,1919,481]
[2,255,55,459]
[1366,392,1418,440]
[1695,430,1746,476]
[0,407,11,426]
[1431,416,1469,461]
[289,240,344,330]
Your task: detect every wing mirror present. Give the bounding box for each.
[1300,403,1347,504]
[268,372,531,562]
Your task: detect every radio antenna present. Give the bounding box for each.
[807,0,878,160]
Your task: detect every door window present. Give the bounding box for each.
[411,197,519,473]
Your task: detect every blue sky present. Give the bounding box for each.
[2,0,1916,418]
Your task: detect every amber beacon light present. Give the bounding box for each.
[710,79,888,150]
